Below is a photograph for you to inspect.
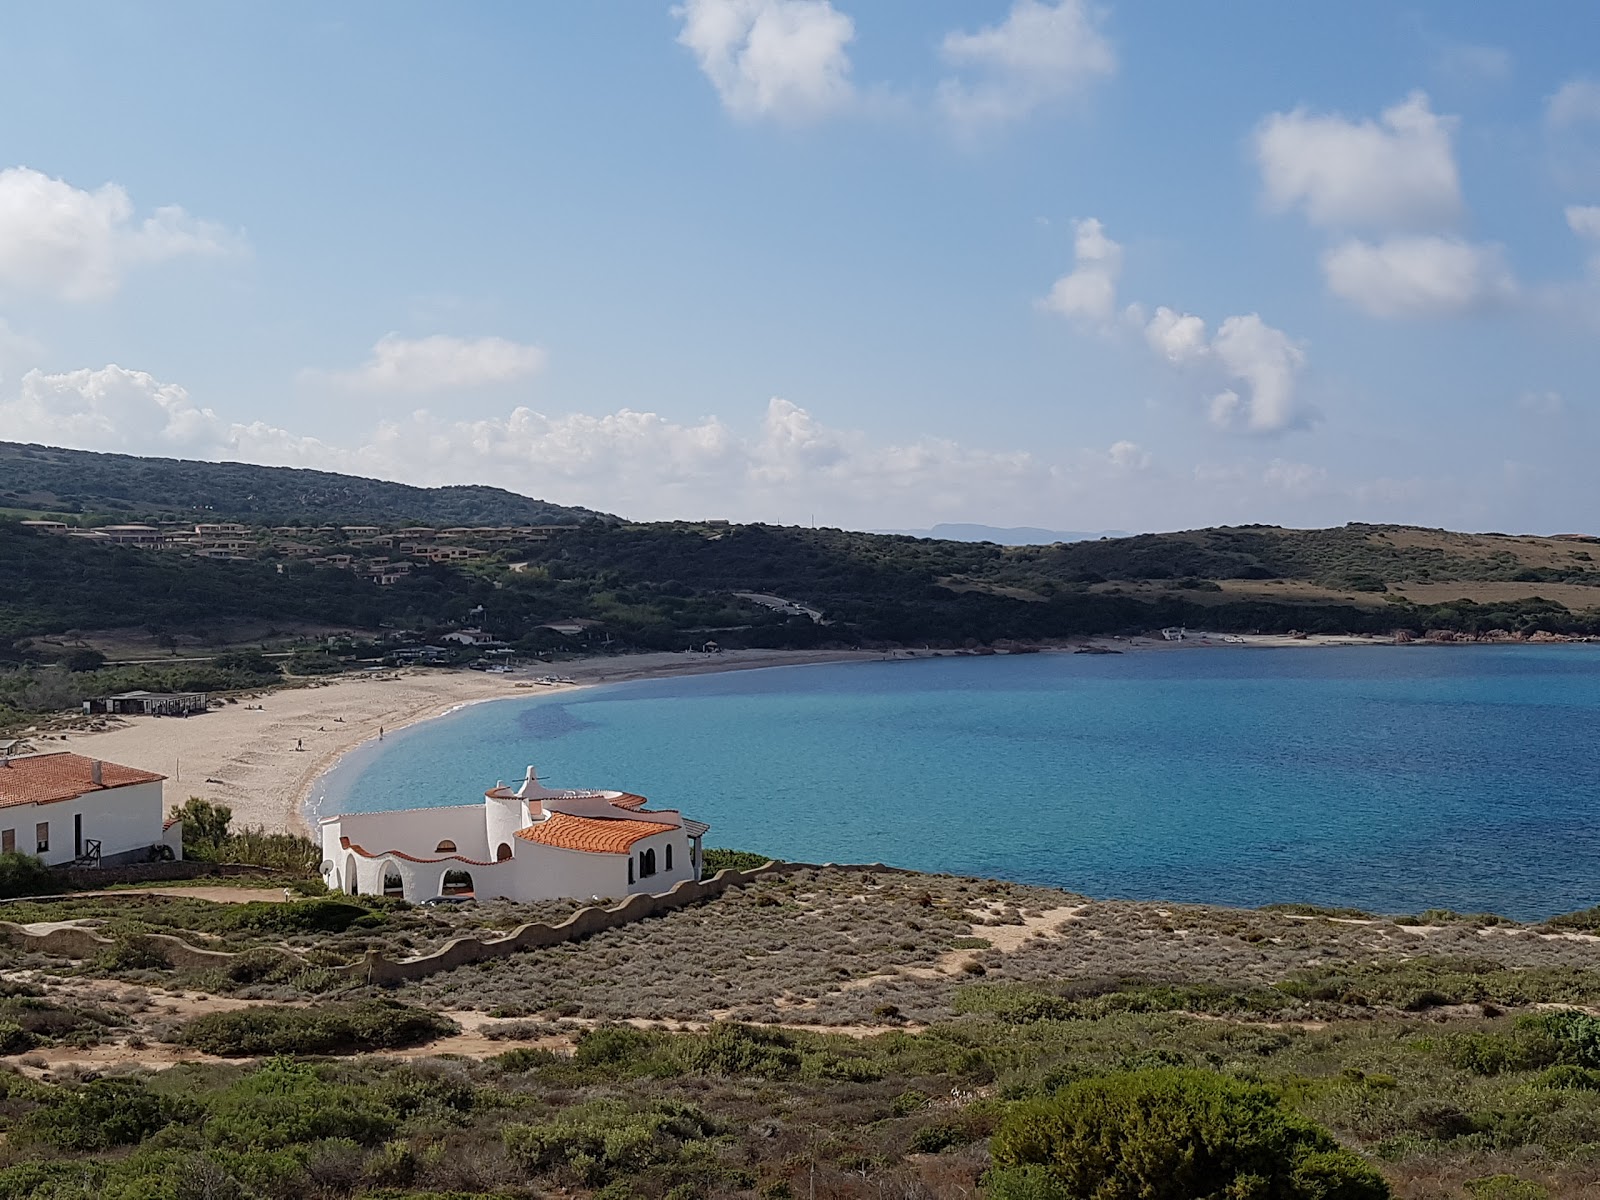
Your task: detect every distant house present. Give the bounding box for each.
[440,628,503,647]
[96,524,164,546]
[84,691,208,717]
[321,765,707,902]
[19,520,68,534]
[0,752,182,866]
[540,618,600,637]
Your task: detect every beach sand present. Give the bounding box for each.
[43,649,877,836]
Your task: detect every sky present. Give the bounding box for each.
[1,1,1598,534]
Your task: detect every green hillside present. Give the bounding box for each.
[0,441,611,526]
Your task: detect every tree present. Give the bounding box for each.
[62,648,106,673]
[988,1069,1390,1200]
[168,796,233,858]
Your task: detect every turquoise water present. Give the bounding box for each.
[313,647,1600,920]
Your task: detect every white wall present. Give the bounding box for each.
[326,805,490,863]
[3,779,167,866]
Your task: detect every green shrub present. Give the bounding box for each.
[0,1020,38,1054]
[700,848,770,873]
[685,1022,802,1080]
[0,852,58,898]
[574,1023,657,1067]
[1464,1175,1551,1200]
[179,1000,457,1056]
[223,897,383,935]
[13,1077,199,1151]
[204,1057,397,1149]
[502,1098,720,1186]
[988,1069,1390,1200]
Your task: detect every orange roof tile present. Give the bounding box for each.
[514,812,676,855]
[0,753,165,809]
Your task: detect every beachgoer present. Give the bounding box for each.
[378,726,384,740]
[296,738,302,751]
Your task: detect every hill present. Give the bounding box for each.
[0,441,610,526]
[875,523,1125,543]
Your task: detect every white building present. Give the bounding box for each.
[0,753,183,866]
[319,766,709,902]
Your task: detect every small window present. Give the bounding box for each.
[665,844,673,871]
[628,859,634,885]
[496,843,513,862]
[435,839,457,853]
[35,822,48,854]
[639,847,657,878]
[0,829,13,854]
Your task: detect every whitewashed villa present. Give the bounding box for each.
[319,766,709,902]
[0,752,183,866]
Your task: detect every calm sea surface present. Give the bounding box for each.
[312,647,1600,920]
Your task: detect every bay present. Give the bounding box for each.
[311,646,1600,920]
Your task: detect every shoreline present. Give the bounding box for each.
[47,649,881,837]
[37,634,1586,839]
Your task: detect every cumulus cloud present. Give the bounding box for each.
[938,0,1115,129]
[1547,79,1600,126]
[1321,235,1517,318]
[1,363,1072,524]
[1040,220,1311,434]
[1207,315,1309,434]
[1568,205,1600,241]
[320,334,548,393]
[0,166,240,301]
[1106,440,1149,470]
[1254,92,1462,230]
[674,0,856,121]
[1142,306,1209,365]
[1037,218,1122,324]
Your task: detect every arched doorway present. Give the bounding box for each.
[440,869,474,897]
[344,854,359,896]
[381,862,405,897]
[496,843,513,862]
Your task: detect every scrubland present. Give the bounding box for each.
[0,868,1599,1196]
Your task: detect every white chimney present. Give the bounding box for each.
[90,760,103,786]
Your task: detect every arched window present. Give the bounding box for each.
[381,864,405,897]
[628,858,634,885]
[639,847,657,878]
[496,842,513,862]
[665,844,673,871]
[435,839,457,854]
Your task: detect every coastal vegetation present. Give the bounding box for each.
[0,868,1599,1194]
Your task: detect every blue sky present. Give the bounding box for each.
[1,1,1597,532]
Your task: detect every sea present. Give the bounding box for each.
[310,646,1600,921]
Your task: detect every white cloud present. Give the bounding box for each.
[1433,43,1511,85]
[1208,315,1309,434]
[0,166,240,301]
[1038,218,1122,324]
[1261,459,1328,495]
[1321,235,1517,318]
[1254,92,1462,230]
[1547,79,1600,126]
[937,0,1115,129]
[322,334,548,393]
[1568,205,1600,240]
[1106,440,1149,470]
[1517,390,1564,417]
[674,0,856,122]
[1142,306,1209,365]
[1040,221,1311,434]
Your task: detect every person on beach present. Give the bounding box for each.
[296,738,302,751]
[379,726,384,740]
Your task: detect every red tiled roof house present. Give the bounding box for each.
[318,765,709,902]
[0,752,181,866]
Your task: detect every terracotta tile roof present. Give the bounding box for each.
[515,812,676,855]
[610,792,648,810]
[0,753,164,809]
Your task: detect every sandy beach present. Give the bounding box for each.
[42,649,878,837]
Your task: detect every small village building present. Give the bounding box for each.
[19,520,68,534]
[540,618,600,637]
[320,766,708,902]
[0,752,182,866]
[84,691,208,717]
[96,524,164,546]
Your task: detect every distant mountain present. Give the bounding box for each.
[876,523,1128,545]
[0,442,612,527]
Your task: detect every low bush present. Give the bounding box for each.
[179,1000,457,1056]
[700,848,770,873]
[13,1077,199,1151]
[988,1068,1390,1200]
[0,851,58,899]
[502,1098,721,1186]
